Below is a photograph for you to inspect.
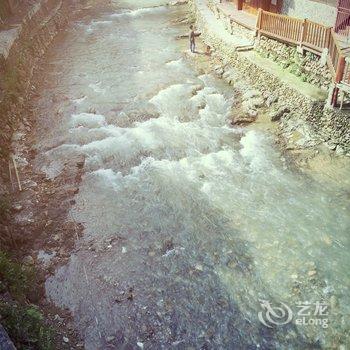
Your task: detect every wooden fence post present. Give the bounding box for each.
[335,56,346,83]
[256,8,263,38]
[332,55,346,106]
[325,27,332,48]
[298,19,307,54]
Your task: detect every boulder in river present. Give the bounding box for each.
[231,113,257,125]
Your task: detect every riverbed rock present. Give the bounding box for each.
[12,204,23,212]
[266,94,279,106]
[242,89,261,100]
[308,270,317,277]
[270,106,290,122]
[231,113,256,125]
[22,255,34,265]
[335,145,345,155]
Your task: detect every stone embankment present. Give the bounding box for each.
[0,0,71,199]
[0,2,84,347]
[189,0,349,156]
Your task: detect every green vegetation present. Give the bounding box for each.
[0,252,55,350]
[0,251,34,298]
[0,196,9,222]
[0,302,54,350]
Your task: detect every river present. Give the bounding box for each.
[30,0,350,348]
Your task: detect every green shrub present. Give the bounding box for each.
[0,251,35,298]
[0,302,54,350]
[0,252,55,349]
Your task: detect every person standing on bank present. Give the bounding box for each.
[189,25,200,53]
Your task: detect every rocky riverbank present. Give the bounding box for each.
[0,0,71,206]
[0,0,88,348]
[188,0,350,163]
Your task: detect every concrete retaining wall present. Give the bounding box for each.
[0,0,71,195]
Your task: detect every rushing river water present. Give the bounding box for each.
[34,0,350,348]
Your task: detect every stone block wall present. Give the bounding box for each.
[0,0,70,194]
[256,36,332,91]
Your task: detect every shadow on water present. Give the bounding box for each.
[47,167,325,349]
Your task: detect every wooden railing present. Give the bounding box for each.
[257,10,345,84]
[258,11,304,44]
[328,29,344,79]
[303,20,331,51]
[258,10,331,51]
[341,59,350,84]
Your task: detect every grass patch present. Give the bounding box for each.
[0,252,55,349]
[0,302,55,350]
[0,251,34,298]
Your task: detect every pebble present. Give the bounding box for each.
[308,270,317,277]
[195,264,203,272]
[322,235,332,245]
[23,255,34,265]
[12,204,23,212]
[54,314,64,322]
[330,295,338,308]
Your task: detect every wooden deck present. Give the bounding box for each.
[217,1,257,30]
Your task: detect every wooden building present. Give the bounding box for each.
[230,0,348,30]
[232,0,283,14]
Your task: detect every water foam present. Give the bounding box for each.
[70,113,106,128]
[110,6,167,19]
[88,82,105,94]
[240,130,274,171]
